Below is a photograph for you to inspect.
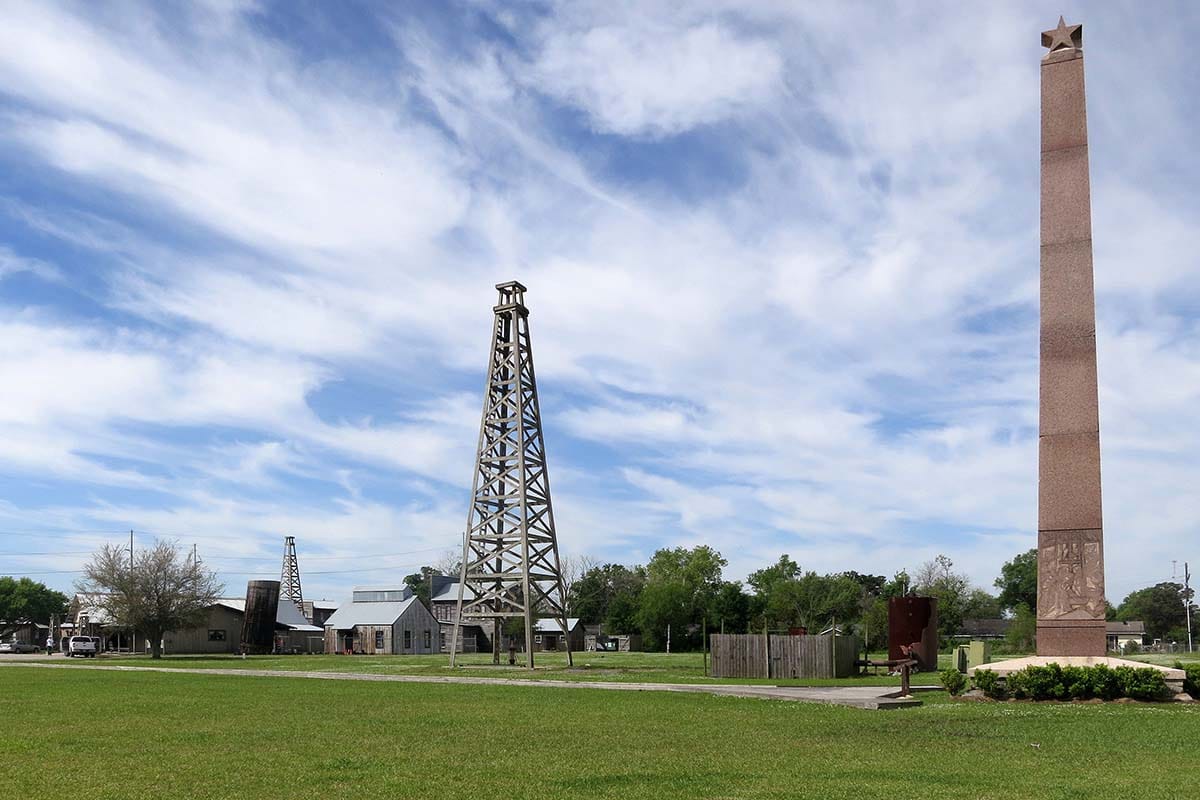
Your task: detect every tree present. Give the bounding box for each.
[569,563,645,628]
[559,553,600,616]
[856,569,914,652]
[636,546,726,650]
[748,555,801,597]
[0,577,68,638]
[994,548,1037,613]
[962,589,1003,619]
[842,571,886,597]
[403,567,439,609]
[1005,602,1037,652]
[861,597,889,651]
[881,569,912,598]
[749,556,864,632]
[1116,582,1187,642]
[709,581,752,634]
[780,572,862,631]
[747,554,800,630]
[914,555,971,641]
[603,571,644,634]
[431,549,461,577]
[77,540,223,659]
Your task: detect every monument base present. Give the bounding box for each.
[969,656,1185,694]
[1036,618,1106,656]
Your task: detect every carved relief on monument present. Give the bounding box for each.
[1037,529,1105,620]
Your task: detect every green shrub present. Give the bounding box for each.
[1089,664,1122,700]
[1118,666,1169,701]
[1020,664,1067,700]
[972,669,1004,699]
[1005,669,1027,699]
[1061,665,1091,699]
[940,667,967,696]
[1183,664,1200,699]
[971,664,1172,702]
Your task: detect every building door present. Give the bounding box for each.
[544,635,558,651]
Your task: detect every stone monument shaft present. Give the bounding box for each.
[1036,17,1106,656]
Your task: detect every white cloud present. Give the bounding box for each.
[0,1,1196,605]
[531,18,784,137]
[0,3,470,261]
[0,245,59,282]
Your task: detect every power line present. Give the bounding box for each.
[0,546,447,562]
[0,529,133,538]
[3,559,445,578]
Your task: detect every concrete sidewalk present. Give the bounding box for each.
[0,660,927,710]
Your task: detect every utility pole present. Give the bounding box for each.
[1185,561,1193,653]
[129,530,135,654]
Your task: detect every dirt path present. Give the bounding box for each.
[0,660,925,709]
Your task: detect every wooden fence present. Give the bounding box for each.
[710,634,860,679]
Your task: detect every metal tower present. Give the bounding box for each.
[280,536,304,613]
[450,281,572,669]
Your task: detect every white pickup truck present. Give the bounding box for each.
[67,636,98,658]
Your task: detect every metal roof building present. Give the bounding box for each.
[532,617,584,652]
[323,585,439,655]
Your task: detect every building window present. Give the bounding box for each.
[403,630,412,650]
[375,630,384,650]
[534,635,542,643]
[423,630,431,649]
[440,632,446,650]
[208,630,226,642]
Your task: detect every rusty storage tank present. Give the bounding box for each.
[887,596,939,671]
[240,580,280,655]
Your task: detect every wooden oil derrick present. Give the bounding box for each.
[449,281,572,669]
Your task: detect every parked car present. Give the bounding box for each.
[67,636,98,658]
[0,640,40,654]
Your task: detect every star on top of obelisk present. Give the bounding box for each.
[1041,16,1082,54]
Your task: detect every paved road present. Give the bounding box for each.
[0,659,926,709]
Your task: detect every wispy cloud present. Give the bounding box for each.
[0,1,1196,602]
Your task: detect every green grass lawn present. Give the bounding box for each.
[1,666,1197,799]
[45,649,1200,691]
[46,648,1200,690]
[49,650,919,686]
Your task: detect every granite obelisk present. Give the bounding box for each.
[1036,17,1106,656]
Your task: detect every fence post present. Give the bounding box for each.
[764,624,771,679]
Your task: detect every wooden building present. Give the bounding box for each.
[323,585,439,655]
[1,620,50,648]
[67,594,324,654]
[952,619,1011,642]
[584,632,641,652]
[532,617,584,652]
[430,577,492,654]
[164,598,324,654]
[1106,620,1146,651]
[308,600,339,627]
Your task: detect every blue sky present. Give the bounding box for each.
[1,1,1197,604]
